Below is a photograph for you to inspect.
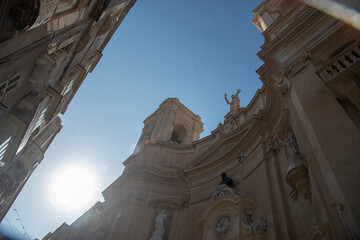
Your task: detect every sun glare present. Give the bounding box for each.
[50,165,98,211]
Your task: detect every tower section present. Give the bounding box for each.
[138,98,204,146]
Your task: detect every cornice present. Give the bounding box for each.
[184,87,281,172]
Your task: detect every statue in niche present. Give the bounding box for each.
[219,172,234,188]
[279,133,300,159]
[279,133,311,200]
[279,133,304,170]
[149,209,167,240]
[225,89,241,112]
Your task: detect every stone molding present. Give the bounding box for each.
[211,184,239,202]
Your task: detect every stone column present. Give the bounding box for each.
[287,63,360,238]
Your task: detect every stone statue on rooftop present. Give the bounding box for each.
[225,89,241,112]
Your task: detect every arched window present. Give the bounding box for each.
[170,124,187,145]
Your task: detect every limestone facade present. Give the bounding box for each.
[45,0,360,239]
[0,0,137,221]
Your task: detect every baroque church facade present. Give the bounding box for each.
[0,0,137,221]
[44,0,360,239]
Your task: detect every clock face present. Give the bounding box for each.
[213,214,231,238]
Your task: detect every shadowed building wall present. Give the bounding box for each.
[0,0,137,221]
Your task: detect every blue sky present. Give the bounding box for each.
[1,0,264,238]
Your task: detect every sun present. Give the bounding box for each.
[50,165,98,211]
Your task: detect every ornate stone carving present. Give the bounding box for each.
[244,208,267,233]
[12,0,58,31]
[149,210,167,240]
[279,133,304,171]
[211,184,239,202]
[279,133,311,200]
[282,49,313,79]
[306,223,334,240]
[29,0,58,30]
[213,214,231,239]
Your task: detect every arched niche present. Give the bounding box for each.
[170,123,188,145]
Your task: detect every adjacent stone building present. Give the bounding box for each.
[44,0,360,239]
[0,0,137,221]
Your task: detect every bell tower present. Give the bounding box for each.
[138,98,203,146]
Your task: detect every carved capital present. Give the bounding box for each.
[282,49,313,79]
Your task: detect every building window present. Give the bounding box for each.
[0,74,21,97]
[170,124,187,145]
[47,35,78,64]
[48,44,72,65]
[170,133,181,145]
[62,80,74,95]
[34,107,48,130]
[0,137,12,166]
[81,50,102,73]
[58,65,85,96]
[17,100,49,154]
